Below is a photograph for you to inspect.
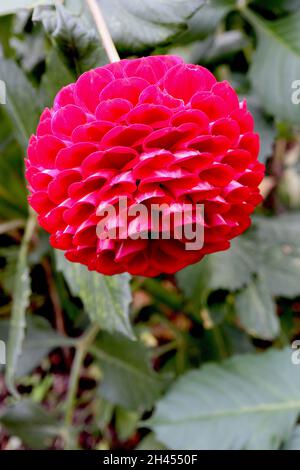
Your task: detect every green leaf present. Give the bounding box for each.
[177,236,259,300]
[0,15,14,56]
[0,65,39,388]
[0,400,59,449]
[235,275,280,340]
[208,236,259,291]
[0,59,42,149]
[283,426,300,450]
[41,47,75,105]
[178,0,235,44]
[5,212,35,395]
[149,348,300,450]
[178,214,300,338]
[115,407,139,441]
[98,0,205,52]
[0,316,74,376]
[94,332,162,411]
[56,250,134,338]
[250,0,300,14]
[262,245,300,298]
[245,94,276,164]
[179,213,300,301]
[0,109,28,219]
[243,8,300,124]
[176,256,211,305]
[256,214,300,298]
[0,247,20,295]
[11,27,46,73]
[33,4,107,75]
[137,433,168,450]
[223,325,255,355]
[169,31,248,67]
[96,397,114,432]
[0,0,54,16]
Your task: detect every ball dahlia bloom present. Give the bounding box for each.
[26,55,264,277]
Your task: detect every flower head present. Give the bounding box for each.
[26,56,264,276]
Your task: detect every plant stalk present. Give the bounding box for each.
[85,0,120,63]
[64,323,100,448]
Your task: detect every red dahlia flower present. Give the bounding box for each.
[26,55,264,277]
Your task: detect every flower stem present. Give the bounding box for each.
[64,323,100,448]
[5,209,36,397]
[85,0,120,63]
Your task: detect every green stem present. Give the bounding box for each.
[86,0,120,63]
[22,208,36,248]
[64,323,100,448]
[143,278,183,311]
[5,209,36,397]
[152,340,178,358]
[210,326,229,360]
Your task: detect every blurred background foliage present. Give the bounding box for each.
[0,0,300,450]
